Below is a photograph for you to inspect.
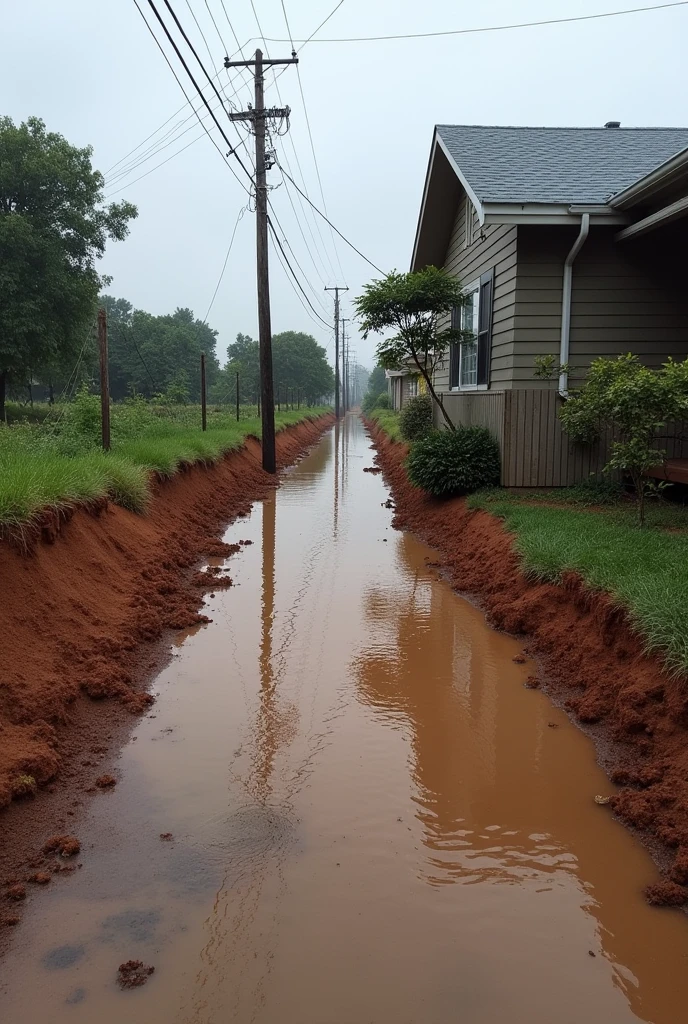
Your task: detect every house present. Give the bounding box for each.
[386,363,423,410]
[411,123,688,486]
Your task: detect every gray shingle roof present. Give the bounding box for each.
[436,125,688,205]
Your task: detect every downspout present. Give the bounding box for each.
[559,213,590,397]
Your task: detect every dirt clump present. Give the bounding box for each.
[5,884,26,902]
[94,774,117,789]
[645,881,688,906]
[159,832,173,841]
[366,418,688,899]
[43,835,80,858]
[2,915,20,927]
[117,960,155,989]
[28,872,51,885]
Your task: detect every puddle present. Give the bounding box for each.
[1,415,688,1023]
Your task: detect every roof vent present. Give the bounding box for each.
[604,121,621,128]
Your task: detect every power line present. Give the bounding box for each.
[267,216,333,330]
[105,93,226,186]
[278,163,384,274]
[298,0,346,50]
[248,2,688,43]
[129,329,158,390]
[272,167,330,288]
[279,0,295,51]
[158,0,256,182]
[249,0,340,284]
[112,2,344,200]
[203,204,248,321]
[132,0,252,195]
[294,63,346,281]
[268,201,331,313]
[103,129,205,198]
[271,237,335,340]
[280,0,346,281]
[214,0,255,101]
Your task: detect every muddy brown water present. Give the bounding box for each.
[2,415,688,1023]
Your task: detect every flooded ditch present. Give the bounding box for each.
[1,414,688,1023]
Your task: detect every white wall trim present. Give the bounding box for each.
[617,193,688,240]
[435,134,485,226]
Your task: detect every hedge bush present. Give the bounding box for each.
[374,392,391,410]
[407,425,500,497]
[399,393,433,442]
[362,390,387,414]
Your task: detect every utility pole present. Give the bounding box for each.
[227,48,298,473]
[98,308,110,451]
[341,318,350,414]
[325,286,348,418]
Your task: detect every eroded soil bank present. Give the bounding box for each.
[2,414,688,1024]
[366,420,688,905]
[0,416,333,883]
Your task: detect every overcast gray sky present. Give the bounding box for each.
[4,1,687,368]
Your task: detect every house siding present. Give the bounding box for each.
[515,225,688,387]
[436,194,518,389]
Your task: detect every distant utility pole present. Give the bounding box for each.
[341,318,350,414]
[325,286,348,418]
[349,348,358,406]
[227,48,298,473]
[98,308,110,451]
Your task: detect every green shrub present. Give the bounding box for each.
[374,392,391,410]
[399,393,433,442]
[407,426,500,498]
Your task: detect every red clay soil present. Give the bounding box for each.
[367,420,688,905]
[0,417,331,838]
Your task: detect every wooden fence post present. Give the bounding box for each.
[98,308,111,451]
[201,352,207,432]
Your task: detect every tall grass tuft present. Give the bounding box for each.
[0,401,330,534]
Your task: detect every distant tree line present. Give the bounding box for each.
[0,115,137,419]
[0,114,335,415]
[214,330,334,407]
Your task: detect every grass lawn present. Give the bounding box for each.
[469,485,688,675]
[0,400,330,533]
[369,408,402,442]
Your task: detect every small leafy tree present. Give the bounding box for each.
[560,354,688,525]
[533,354,572,382]
[355,268,466,431]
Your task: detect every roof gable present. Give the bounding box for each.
[436,124,688,205]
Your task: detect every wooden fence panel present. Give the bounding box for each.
[436,390,688,488]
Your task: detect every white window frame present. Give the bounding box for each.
[450,278,488,393]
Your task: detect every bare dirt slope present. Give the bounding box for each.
[0,417,333,818]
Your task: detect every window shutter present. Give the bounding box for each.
[477,269,494,387]
[449,306,460,388]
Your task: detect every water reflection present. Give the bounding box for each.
[354,535,570,889]
[352,527,688,1021]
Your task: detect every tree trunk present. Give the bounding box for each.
[48,380,55,405]
[410,350,455,431]
[0,370,6,423]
